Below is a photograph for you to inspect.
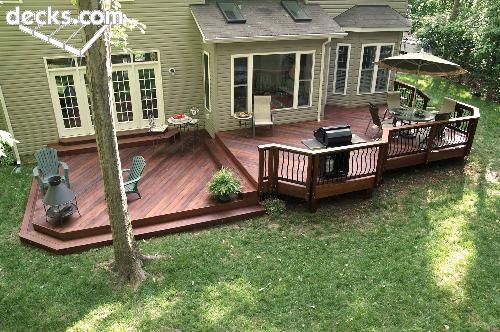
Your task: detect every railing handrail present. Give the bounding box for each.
[258,140,387,155]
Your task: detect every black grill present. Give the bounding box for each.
[314,124,352,147]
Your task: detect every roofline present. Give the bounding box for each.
[190,8,207,42]
[340,27,411,32]
[204,33,347,44]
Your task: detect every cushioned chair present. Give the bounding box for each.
[440,97,456,115]
[253,96,273,137]
[385,91,402,118]
[123,156,146,198]
[33,147,70,195]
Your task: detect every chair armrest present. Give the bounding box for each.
[124,177,140,186]
[33,166,41,178]
[122,168,130,173]
[59,161,70,188]
[59,161,69,170]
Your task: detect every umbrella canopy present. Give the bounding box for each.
[376,52,467,76]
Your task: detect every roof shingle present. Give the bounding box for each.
[333,5,411,31]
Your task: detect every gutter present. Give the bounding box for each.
[0,85,21,168]
[317,37,332,122]
[204,32,346,44]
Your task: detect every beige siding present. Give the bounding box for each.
[213,39,326,132]
[327,32,402,107]
[307,0,408,17]
[0,0,205,155]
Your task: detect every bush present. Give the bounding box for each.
[208,167,242,202]
[262,197,286,217]
[0,144,16,167]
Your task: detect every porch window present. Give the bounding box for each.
[358,44,394,94]
[253,53,295,110]
[203,52,210,111]
[233,57,248,113]
[231,51,315,114]
[333,44,350,95]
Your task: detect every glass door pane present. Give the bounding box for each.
[55,75,82,129]
[375,45,394,92]
[359,46,377,93]
[112,70,134,123]
[138,68,158,120]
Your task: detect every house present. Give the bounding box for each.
[0,0,411,155]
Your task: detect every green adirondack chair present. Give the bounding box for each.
[123,156,146,198]
[33,147,70,195]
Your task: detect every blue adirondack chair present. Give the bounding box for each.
[123,156,146,198]
[33,147,70,195]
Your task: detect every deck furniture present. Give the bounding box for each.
[386,91,401,119]
[42,175,80,224]
[365,103,393,138]
[253,96,273,137]
[148,113,169,150]
[440,97,456,114]
[123,156,146,198]
[33,147,70,195]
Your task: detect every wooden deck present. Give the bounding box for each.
[20,131,264,253]
[216,105,376,183]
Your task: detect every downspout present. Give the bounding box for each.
[0,85,21,168]
[317,37,332,122]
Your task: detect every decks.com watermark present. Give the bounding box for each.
[6,6,127,26]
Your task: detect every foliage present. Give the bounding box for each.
[0,130,18,160]
[409,0,500,100]
[0,145,16,167]
[207,167,242,201]
[262,197,287,217]
[1,74,499,329]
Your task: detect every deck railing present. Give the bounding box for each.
[258,100,480,211]
[394,80,430,110]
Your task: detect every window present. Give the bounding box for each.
[231,51,314,114]
[333,44,350,95]
[253,53,295,110]
[217,2,246,23]
[138,68,158,119]
[358,44,394,94]
[233,57,248,114]
[298,53,313,106]
[203,52,210,110]
[281,0,312,22]
[112,70,134,122]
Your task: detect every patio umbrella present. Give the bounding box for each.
[375,52,467,108]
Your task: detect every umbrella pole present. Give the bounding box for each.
[412,66,420,109]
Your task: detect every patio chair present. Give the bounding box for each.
[434,112,451,140]
[33,147,70,195]
[385,91,402,119]
[123,156,146,199]
[440,97,456,115]
[253,96,273,137]
[365,103,393,139]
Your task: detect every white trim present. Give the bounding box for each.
[205,33,347,44]
[356,43,395,95]
[190,9,207,43]
[0,85,21,163]
[332,43,351,95]
[230,50,316,115]
[341,27,411,33]
[203,51,211,112]
[317,38,331,121]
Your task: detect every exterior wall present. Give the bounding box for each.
[0,0,205,155]
[212,39,329,132]
[202,42,217,137]
[326,31,402,107]
[306,0,408,17]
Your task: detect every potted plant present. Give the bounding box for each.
[208,167,242,202]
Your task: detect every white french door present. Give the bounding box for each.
[47,60,164,138]
[48,70,93,137]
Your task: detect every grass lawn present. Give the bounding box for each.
[0,75,498,331]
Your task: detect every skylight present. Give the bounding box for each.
[281,0,311,22]
[217,2,246,24]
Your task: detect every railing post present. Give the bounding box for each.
[375,142,388,186]
[258,148,265,195]
[465,118,478,156]
[308,154,319,212]
[269,146,279,194]
[425,123,439,164]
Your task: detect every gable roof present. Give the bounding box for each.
[191,0,346,43]
[334,5,411,32]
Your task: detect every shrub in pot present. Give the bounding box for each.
[208,167,242,202]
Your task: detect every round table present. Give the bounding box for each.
[167,115,193,132]
[389,107,436,123]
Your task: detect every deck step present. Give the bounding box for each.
[21,204,265,254]
[50,129,179,156]
[205,138,258,188]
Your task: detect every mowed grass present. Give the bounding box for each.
[0,76,498,331]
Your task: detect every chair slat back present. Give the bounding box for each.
[126,156,146,182]
[253,96,272,122]
[369,103,382,128]
[387,91,401,109]
[34,148,60,176]
[440,97,456,114]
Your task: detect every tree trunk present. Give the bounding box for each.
[79,0,145,287]
[450,0,461,20]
